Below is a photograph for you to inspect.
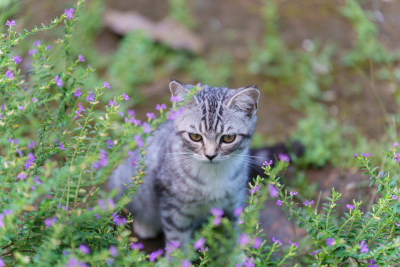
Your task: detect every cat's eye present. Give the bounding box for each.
[221,134,236,143]
[189,133,202,142]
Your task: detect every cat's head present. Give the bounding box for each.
[169,80,259,163]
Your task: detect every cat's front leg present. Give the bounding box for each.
[159,204,194,251]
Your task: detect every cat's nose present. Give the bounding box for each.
[205,154,217,161]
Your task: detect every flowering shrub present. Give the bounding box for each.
[1,1,400,266]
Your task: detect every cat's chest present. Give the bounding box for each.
[173,162,245,202]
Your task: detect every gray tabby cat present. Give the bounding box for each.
[108,80,260,248]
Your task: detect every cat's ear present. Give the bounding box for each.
[169,79,198,107]
[227,86,260,116]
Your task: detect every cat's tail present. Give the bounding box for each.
[248,141,305,179]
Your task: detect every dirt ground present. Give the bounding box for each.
[20,0,400,253]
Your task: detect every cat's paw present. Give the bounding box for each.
[133,221,159,239]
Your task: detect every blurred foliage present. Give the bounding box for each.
[168,0,195,29]
[340,0,395,66]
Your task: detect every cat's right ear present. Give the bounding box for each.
[169,80,198,107]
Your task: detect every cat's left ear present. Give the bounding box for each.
[227,86,260,116]
[169,79,198,107]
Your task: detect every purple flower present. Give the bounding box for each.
[32,97,37,102]
[78,54,85,62]
[74,88,82,98]
[347,204,355,210]
[252,237,262,249]
[112,212,127,226]
[210,208,224,217]
[360,240,369,253]
[143,122,151,134]
[54,75,63,87]
[6,20,16,27]
[167,107,185,120]
[64,8,74,19]
[108,99,117,107]
[104,82,110,89]
[278,153,290,162]
[98,199,106,210]
[127,109,135,117]
[129,151,137,167]
[211,208,223,225]
[170,95,180,102]
[134,135,143,148]
[65,258,87,267]
[5,70,13,80]
[130,242,144,250]
[272,237,282,246]
[58,142,65,151]
[243,258,254,267]
[92,150,108,170]
[34,176,41,184]
[249,185,260,194]
[146,112,155,120]
[193,238,205,250]
[303,199,314,207]
[310,249,321,255]
[166,241,180,253]
[393,195,398,200]
[367,259,377,267]
[129,117,141,125]
[13,55,22,64]
[233,206,243,217]
[268,184,278,197]
[122,92,129,101]
[276,200,282,206]
[86,91,94,102]
[24,152,35,169]
[181,259,191,267]
[17,173,27,180]
[238,233,250,246]
[263,160,273,166]
[79,244,90,254]
[29,49,36,56]
[394,142,399,148]
[289,240,299,247]
[290,191,298,196]
[94,214,100,219]
[46,45,51,51]
[74,102,86,120]
[0,258,4,267]
[149,249,163,261]
[353,153,358,157]
[326,238,335,246]
[395,222,400,227]
[44,216,57,227]
[106,139,114,148]
[18,105,24,110]
[0,214,4,228]
[107,198,115,209]
[34,40,41,47]
[118,112,124,117]
[109,246,117,257]
[155,103,167,111]
[3,209,12,216]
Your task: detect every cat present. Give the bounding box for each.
[107,80,260,249]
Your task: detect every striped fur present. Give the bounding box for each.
[108,81,259,247]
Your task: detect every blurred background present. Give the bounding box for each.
[3,0,400,248]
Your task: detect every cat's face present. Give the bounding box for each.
[170,81,259,164]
